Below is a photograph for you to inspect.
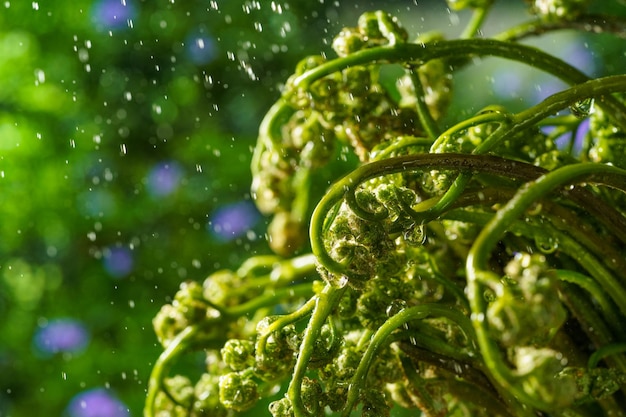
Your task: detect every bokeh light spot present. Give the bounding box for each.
[146,161,182,197]
[208,201,261,241]
[33,318,89,356]
[103,247,133,278]
[66,388,130,417]
[185,32,217,65]
[92,0,137,31]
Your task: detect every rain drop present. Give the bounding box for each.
[386,299,407,317]
[334,275,349,288]
[271,1,283,14]
[34,69,45,85]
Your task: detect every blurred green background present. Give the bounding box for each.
[1,1,624,416]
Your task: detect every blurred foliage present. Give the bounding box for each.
[0,0,336,415]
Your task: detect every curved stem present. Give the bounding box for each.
[255,296,316,357]
[144,325,199,417]
[466,162,626,410]
[310,153,546,277]
[292,40,588,90]
[224,282,314,317]
[556,269,623,334]
[340,304,475,416]
[369,135,432,161]
[589,343,626,369]
[288,284,345,417]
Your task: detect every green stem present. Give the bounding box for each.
[255,296,317,357]
[288,284,345,417]
[224,282,314,317]
[144,325,199,417]
[466,162,626,410]
[477,75,626,154]
[560,282,626,372]
[310,153,545,277]
[494,14,626,42]
[460,7,490,39]
[292,40,587,89]
[369,135,432,161]
[340,304,475,417]
[589,343,626,369]
[407,67,441,140]
[424,75,626,220]
[430,107,511,152]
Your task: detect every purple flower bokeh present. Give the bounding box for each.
[33,318,89,356]
[186,33,217,65]
[92,0,137,30]
[66,388,130,417]
[208,201,261,241]
[146,161,183,197]
[103,247,134,278]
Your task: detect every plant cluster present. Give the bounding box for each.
[146,1,626,416]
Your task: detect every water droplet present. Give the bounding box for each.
[34,69,45,85]
[471,312,485,323]
[569,97,595,118]
[403,224,425,246]
[335,275,349,288]
[534,234,558,254]
[78,48,89,63]
[32,1,38,10]
[386,299,407,317]
[254,22,263,32]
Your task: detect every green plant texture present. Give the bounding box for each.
[145,1,626,416]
